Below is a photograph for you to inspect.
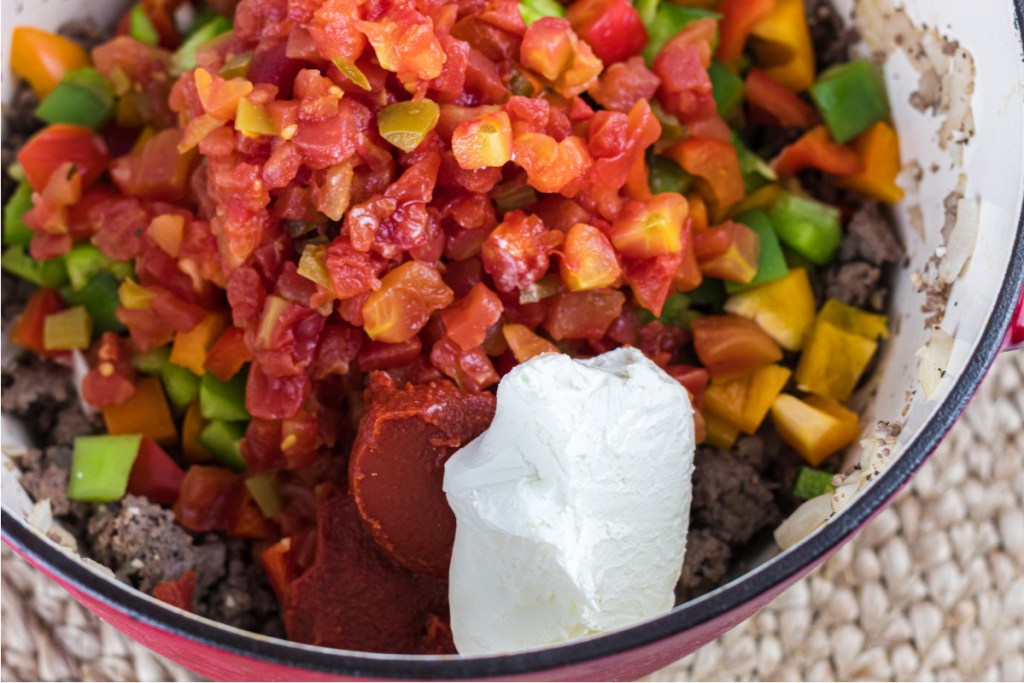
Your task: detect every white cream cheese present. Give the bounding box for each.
[443,347,695,656]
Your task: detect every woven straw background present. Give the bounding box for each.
[3,353,1023,682]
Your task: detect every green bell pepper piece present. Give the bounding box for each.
[3,182,35,247]
[68,434,143,502]
[197,419,247,471]
[709,61,744,119]
[491,180,539,213]
[60,272,125,333]
[182,4,220,39]
[687,278,726,308]
[171,15,233,74]
[519,0,566,24]
[725,209,788,293]
[810,60,889,144]
[2,246,69,288]
[130,4,160,45]
[730,133,777,194]
[133,346,202,412]
[65,243,110,291]
[793,466,836,500]
[35,68,115,129]
[768,191,842,265]
[657,292,703,330]
[641,5,719,66]
[647,154,693,195]
[200,371,250,422]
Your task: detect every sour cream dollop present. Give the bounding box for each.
[443,347,695,655]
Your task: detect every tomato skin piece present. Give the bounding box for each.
[624,250,684,317]
[691,314,783,377]
[173,465,242,533]
[362,261,454,344]
[543,289,625,340]
[566,0,648,64]
[440,283,504,350]
[17,125,109,191]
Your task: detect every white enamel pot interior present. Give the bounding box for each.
[2,0,1024,680]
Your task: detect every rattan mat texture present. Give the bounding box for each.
[3,352,1024,682]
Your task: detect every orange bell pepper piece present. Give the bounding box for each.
[748,0,815,92]
[170,313,228,376]
[503,324,559,363]
[836,121,905,204]
[691,314,783,377]
[716,0,776,68]
[771,393,860,465]
[10,27,90,99]
[703,364,792,434]
[103,375,178,445]
[771,126,863,178]
[666,137,746,217]
[182,402,214,463]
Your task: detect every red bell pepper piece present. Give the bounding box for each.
[260,537,297,601]
[716,0,776,67]
[745,68,820,128]
[665,364,710,405]
[694,220,761,283]
[17,124,109,191]
[10,288,65,357]
[126,437,186,505]
[152,570,196,612]
[566,0,648,64]
[204,326,253,381]
[691,315,782,377]
[771,126,864,178]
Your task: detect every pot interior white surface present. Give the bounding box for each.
[2,0,1023,661]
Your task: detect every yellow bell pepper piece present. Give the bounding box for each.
[703,408,741,449]
[836,122,905,204]
[170,313,228,376]
[724,268,816,351]
[10,27,90,99]
[749,0,815,92]
[43,306,93,351]
[771,393,860,465]
[119,278,153,310]
[103,376,178,445]
[235,97,278,137]
[819,299,889,340]
[730,183,781,217]
[795,299,888,401]
[182,401,214,463]
[703,364,792,434]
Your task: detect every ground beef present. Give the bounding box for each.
[806,0,859,70]
[202,540,284,636]
[676,530,732,598]
[87,496,223,594]
[1,83,39,202]
[827,262,885,310]
[690,448,782,547]
[827,202,903,312]
[57,18,106,51]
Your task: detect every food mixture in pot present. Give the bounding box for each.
[2,0,903,654]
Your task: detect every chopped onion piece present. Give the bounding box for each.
[916,328,955,400]
[774,494,832,550]
[938,197,979,283]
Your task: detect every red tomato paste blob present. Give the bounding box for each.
[350,373,496,577]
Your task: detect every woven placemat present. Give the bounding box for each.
[3,353,1023,682]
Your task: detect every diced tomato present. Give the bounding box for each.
[126,437,185,505]
[430,337,501,392]
[17,124,109,191]
[512,133,592,195]
[636,320,688,367]
[312,324,363,379]
[362,262,453,344]
[174,466,242,533]
[745,68,820,128]
[665,365,710,405]
[610,193,688,259]
[566,0,648,64]
[694,221,761,283]
[358,337,424,371]
[81,332,137,408]
[228,486,279,540]
[452,111,513,170]
[543,290,625,340]
[624,250,684,316]
[691,315,783,377]
[246,363,311,421]
[588,55,660,113]
[152,570,196,612]
[111,128,197,202]
[261,537,297,601]
[440,283,504,350]
[559,223,622,292]
[10,288,65,357]
[519,17,603,99]
[481,210,563,293]
[665,137,746,214]
[716,0,776,67]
